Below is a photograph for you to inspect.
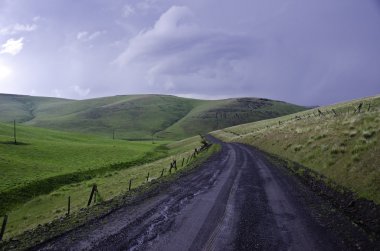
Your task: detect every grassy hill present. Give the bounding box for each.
[0,121,168,215]
[0,119,216,240]
[0,93,68,123]
[0,122,160,192]
[0,94,307,140]
[212,94,380,203]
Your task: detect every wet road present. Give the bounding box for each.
[35,139,369,250]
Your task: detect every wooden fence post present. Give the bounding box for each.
[169,162,173,174]
[67,196,71,216]
[87,185,97,207]
[368,103,371,112]
[129,179,132,191]
[161,168,165,177]
[357,103,363,113]
[174,160,177,171]
[182,158,185,167]
[0,215,8,241]
[146,172,150,182]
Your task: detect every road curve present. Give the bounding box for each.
[35,138,374,250]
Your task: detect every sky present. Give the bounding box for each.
[0,0,380,105]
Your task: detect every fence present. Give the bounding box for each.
[0,142,212,242]
[225,102,376,136]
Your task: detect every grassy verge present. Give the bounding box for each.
[0,143,220,251]
[212,94,380,204]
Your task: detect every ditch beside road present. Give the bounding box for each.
[31,137,378,250]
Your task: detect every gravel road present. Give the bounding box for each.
[34,137,377,250]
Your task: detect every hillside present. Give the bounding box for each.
[0,119,217,239]
[0,122,160,193]
[212,95,380,203]
[0,94,307,140]
[0,93,68,122]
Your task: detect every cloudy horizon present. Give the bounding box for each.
[0,0,380,106]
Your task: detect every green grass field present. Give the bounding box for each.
[0,122,160,193]
[1,132,212,239]
[0,94,307,140]
[212,95,380,204]
[0,115,215,240]
[0,122,171,216]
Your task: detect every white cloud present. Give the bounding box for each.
[76,30,105,42]
[0,37,24,55]
[88,31,103,41]
[0,23,37,35]
[115,6,196,65]
[122,5,135,18]
[76,31,88,40]
[115,6,253,92]
[72,85,90,97]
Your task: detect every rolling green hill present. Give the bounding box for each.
[0,119,216,239]
[212,94,380,203]
[0,122,160,194]
[0,94,307,140]
[0,93,68,123]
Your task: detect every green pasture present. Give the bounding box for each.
[0,122,159,193]
[2,134,209,239]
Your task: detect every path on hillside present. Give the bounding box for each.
[34,137,374,251]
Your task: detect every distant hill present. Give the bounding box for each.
[0,93,307,139]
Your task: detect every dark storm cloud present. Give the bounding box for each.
[114,6,255,93]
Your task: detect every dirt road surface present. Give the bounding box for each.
[33,138,376,250]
